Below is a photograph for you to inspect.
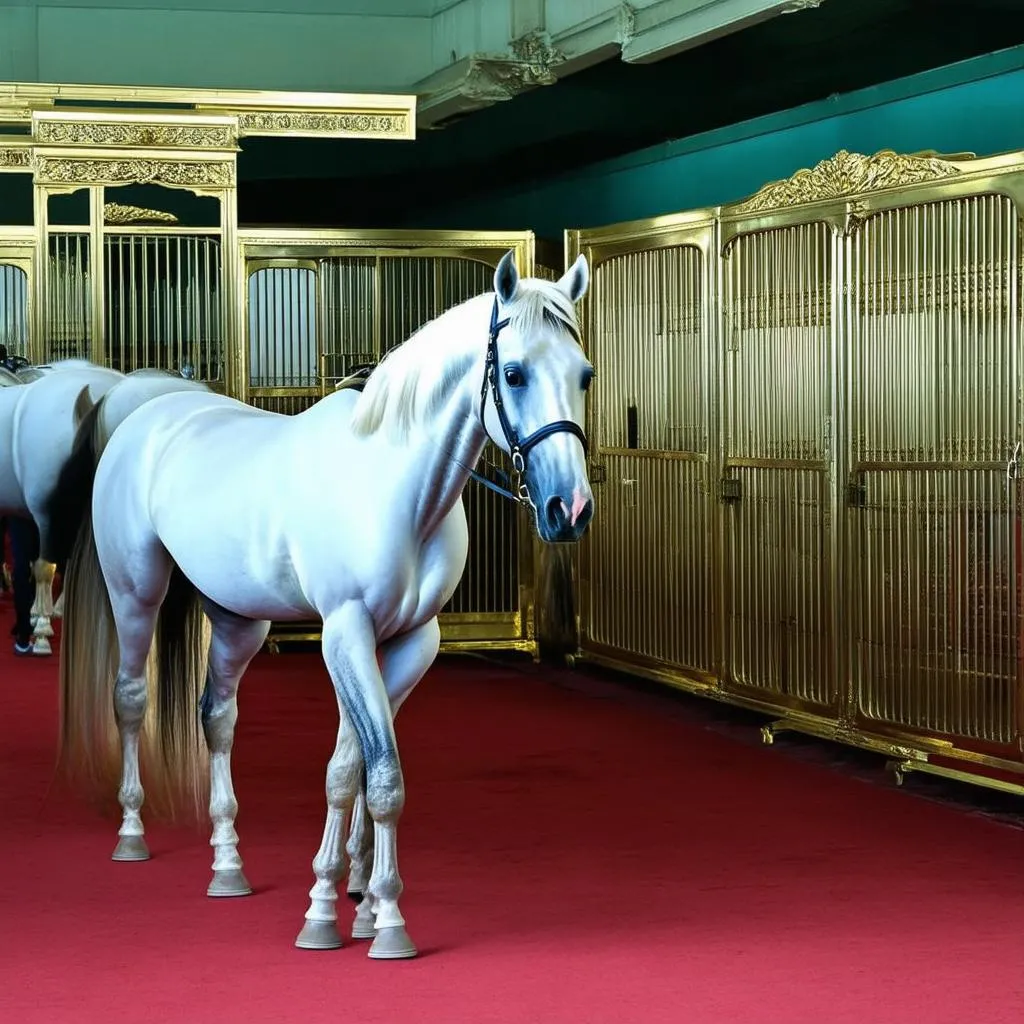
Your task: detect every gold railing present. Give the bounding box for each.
[569,148,1024,794]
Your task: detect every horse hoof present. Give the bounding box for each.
[295,920,343,950]
[352,917,377,940]
[369,925,417,960]
[207,869,252,897]
[112,835,150,861]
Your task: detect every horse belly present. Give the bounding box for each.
[160,509,316,622]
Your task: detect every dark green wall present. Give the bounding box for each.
[403,45,1024,243]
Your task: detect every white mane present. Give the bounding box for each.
[349,278,580,442]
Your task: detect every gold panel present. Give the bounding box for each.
[723,466,833,707]
[847,192,1020,747]
[319,256,376,383]
[34,112,237,150]
[577,239,716,677]
[720,222,834,709]
[724,223,833,463]
[851,468,1016,744]
[0,81,416,141]
[35,156,235,191]
[234,111,408,139]
[104,232,222,377]
[848,195,1017,465]
[584,453,713,673]
[0,147,32,171]
[248,264,318,388]
[593,246,707,453]
[45,232,92,362]
[571,146,1024,789]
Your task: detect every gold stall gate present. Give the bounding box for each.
[569,148,1024,795]
[0,83,542,657]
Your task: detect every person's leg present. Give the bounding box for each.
[9,516,40,654]
[0,517,8,593]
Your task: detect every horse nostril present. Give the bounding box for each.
[545,496,567,531]
[577,499,594,530]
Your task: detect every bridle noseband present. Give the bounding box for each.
[474,295,588,506]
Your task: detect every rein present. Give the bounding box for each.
[336,294,588,506]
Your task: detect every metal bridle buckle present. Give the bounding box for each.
[510,449,530,506]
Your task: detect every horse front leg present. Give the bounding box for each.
[344,617,435,943]
[309,608,438,960]
[295,710,362,950]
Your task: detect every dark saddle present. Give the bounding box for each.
[333,363,376,393]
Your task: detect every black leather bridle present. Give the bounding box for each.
[474,296,588,505]
[336,295,588,506]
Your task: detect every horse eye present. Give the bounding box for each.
[504,367,525,388]
[582,370,595,392]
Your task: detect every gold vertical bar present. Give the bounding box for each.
[89,187,104,365]
[30,185,46,364]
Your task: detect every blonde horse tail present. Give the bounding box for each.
[150,563,210,822]
[57,501,122,811]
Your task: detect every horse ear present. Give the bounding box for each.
[557,253,589,303]
[494,249,520,304]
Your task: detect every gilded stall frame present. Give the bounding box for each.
[569,148,1024,797]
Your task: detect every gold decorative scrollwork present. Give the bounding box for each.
[103,202,179,225]
[734,149,963,213]
[35,157,234,188]
[236,112,409,136]
[36,120,234,149]
[0,148,31,169]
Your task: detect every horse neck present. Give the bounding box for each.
[405,370,487,540]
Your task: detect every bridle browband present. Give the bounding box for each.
[474,295,588,505]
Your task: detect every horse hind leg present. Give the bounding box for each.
[345,787,377,940]
[108,578,171,862]
[30,558,56,654]
[200,601,270,899]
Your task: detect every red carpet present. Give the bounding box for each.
[2,595,1024,1022]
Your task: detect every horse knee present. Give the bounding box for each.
[113,672,147,727]
[365,757,404,822]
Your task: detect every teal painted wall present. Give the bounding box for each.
[405,45,1024,239]
[0,3,432,92]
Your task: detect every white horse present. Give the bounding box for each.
[57,250,594,960]
[0,361,210,654]
[0,360,123,652]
